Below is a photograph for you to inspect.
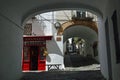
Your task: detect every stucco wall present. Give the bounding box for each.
[0,15,23,80]
[98,0,120,80]
[46,36,64,70]
[98,18,109,80]
[104,0,120,80]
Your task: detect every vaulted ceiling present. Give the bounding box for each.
[0,0,105,44]
[0,0,107,26]
[63,25,98,43]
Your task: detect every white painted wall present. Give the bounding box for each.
[54,35,63,54]
[46,35,64,70]
[0,15,23,80]
[98,18,109,80]
[26,19,64,71]
[104,0,120,80]
[26,19,52,36]
[97,2,120,79]
[32,21,45,36]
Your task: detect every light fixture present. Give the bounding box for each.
[54,22,61,29]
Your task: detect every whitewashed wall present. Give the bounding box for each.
[104,0,120,80]
[26,19,52,36]
[98,18,109,80]
[46,35,65,70]
[0,14,23,80]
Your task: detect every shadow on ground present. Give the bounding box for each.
[64,54,99,67]
[21,70,106,80]
[20,54,105,80]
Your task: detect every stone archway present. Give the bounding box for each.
[57,19,98,35]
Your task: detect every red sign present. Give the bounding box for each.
[23,36,52,41]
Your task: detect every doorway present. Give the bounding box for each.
[30,46,39,70]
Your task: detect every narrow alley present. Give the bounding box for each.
[21,54,105,80]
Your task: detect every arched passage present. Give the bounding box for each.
[21,2,103,26]
[20,4,109,79]
[22,10,100,72]
[62,21,99,69]
[1,0,120,80]
[57,19,98,35]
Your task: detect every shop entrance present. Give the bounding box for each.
[22,36,52,71]
[30,46,38,70]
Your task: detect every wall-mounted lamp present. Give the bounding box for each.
[54,22,61,29]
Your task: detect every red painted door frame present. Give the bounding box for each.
[38,46,46,71]
[22,36,52,71]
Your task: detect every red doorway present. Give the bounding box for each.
[22,36,52,71]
